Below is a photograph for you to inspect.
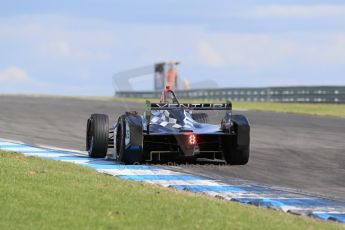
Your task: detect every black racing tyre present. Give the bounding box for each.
[117,115,144,164]
[223,114,250,165]
[191,113,209,123]
[225,145,249,165]
[115,116,125,161]
[86,114,109,158]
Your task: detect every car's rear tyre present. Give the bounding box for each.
[223,114,250,165]
[86,114,109,158]
[192,113,209,123]
[117,114,144,164]
[225,145,249,165]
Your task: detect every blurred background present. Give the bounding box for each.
[1,0,345,96]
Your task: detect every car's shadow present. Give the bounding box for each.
[147,158,226,166]
[105,152,226,166]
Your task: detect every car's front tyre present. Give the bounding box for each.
[86,114,109,158]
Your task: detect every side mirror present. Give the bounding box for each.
[221,111,232,133]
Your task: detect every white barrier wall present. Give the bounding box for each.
[115,86,345,103]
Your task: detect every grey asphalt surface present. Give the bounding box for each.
[1,95,344,198]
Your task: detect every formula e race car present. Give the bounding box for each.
[86,88,250,165]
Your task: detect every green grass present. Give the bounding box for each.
[112,97,345,118]
[234,102,345,117]
[0,151,343,230]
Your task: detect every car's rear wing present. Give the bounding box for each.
[144,101,232,134]
[148,102,232,110]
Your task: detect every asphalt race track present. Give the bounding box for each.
[1,95,344,198]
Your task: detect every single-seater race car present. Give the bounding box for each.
[86,88,250,165]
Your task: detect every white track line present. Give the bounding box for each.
[100,169,184,176]
[1,147,50,152]
[23,153,70,157]
[145,180,226,187]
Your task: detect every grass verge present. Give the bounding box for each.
[0,151,343,230]
[234,102,345,117]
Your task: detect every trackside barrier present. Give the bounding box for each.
[115,86,345,104]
